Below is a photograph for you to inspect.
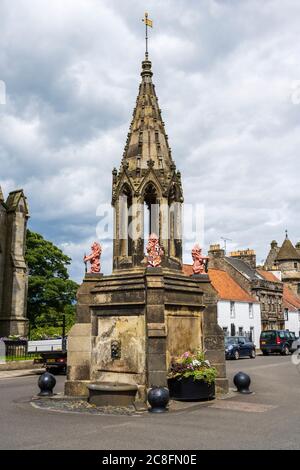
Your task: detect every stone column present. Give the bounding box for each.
[131,197,144,266]
[159,199,169,260]
[145,268,167,388]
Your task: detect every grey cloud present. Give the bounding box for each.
[0,0,299,278]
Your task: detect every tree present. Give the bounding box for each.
[25,230,78,337]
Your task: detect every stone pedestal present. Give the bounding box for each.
[65,269,228,401]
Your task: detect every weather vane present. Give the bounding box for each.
[142,12,153,60]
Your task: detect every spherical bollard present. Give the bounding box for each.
[148,386,170,413]
[233,371,252,394]
[38,372,56,397]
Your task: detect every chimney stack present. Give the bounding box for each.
[229,249,256,269]
[208,244,225,269]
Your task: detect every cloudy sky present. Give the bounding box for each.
[1,0,300,281]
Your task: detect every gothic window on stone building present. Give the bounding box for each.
[294,262,298,269]
[143,183,159,248]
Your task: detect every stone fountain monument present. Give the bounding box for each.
[65,41,228,403]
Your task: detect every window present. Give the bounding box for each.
[230,323,236,336]
[284,308,289,321]
[230,301,235,319]
[222,327,228,337]
[250,326,254,343]
[294,263,298,269]
[249,303,254,319]
[238,327,244,336]
[261,331,276,340]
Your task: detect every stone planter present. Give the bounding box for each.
[168,376,215,401]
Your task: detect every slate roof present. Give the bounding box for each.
[225,257,263,281]
[276,238,300,261]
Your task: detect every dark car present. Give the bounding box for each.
[41,351,67,374]
[225,336,256,360]
[260,330,294,355]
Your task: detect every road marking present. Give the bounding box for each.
[209,401,277,413]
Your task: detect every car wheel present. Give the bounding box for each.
[234,350,240,360]
[281,345,290,356]
[250,349,256,359]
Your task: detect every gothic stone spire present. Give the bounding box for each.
[112,57,183,271]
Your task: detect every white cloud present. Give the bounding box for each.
[0,0,300,282]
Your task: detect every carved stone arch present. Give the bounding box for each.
[138,169,163,199]
[115,172,135,198]
[120,181,133,198]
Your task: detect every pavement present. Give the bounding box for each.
[0,354,299,450]
[0,369,44,379]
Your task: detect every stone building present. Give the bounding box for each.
[65,53,228,401]
[208,245,284,331]
[183,264,262,344]
[264,234,300,295]
[0,187,29,337]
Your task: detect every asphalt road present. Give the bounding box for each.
[0,354,299,450]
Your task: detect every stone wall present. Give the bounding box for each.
[65,268,228,401]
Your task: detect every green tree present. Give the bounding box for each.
[25,230,78,338]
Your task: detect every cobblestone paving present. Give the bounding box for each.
[31,398,138,416]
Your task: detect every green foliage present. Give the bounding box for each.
[25,230,78,336]
[168,349,217,385]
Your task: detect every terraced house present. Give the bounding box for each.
[208,245,284,331]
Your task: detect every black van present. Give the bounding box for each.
[260,330,294,355]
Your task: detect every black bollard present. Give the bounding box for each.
[148,386,170,413]
[38,372,56,397]
[233,371,252,394]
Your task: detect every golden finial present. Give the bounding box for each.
[142,12,153,60]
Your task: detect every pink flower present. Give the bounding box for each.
[182,351,190,358]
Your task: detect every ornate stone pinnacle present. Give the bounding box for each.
[147,159,155,168]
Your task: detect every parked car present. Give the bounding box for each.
[260,330,294,355]
[40,351,67,374]
[225,336,256,360]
